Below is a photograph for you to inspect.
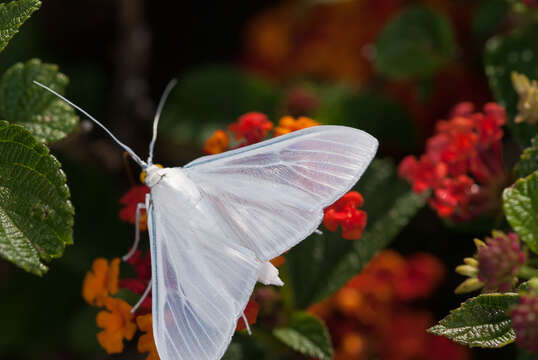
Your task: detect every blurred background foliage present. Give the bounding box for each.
[0,0,537,359]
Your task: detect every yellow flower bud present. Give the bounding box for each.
[511,72,538,125]
[455,278,484,294]
[456,265,478,277]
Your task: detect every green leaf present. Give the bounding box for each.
[375,5,455,80]
[0,59,79,143]
[286,159,427,307]
[0,120,73,275]
[273,312,333,360]
[314,185,427,303]
[485,22,538,146]
[518,280,531,292]
[221,332,272,360]
[314,86,417,152]
[516,135,538,178]
[503,171,538,253]
[222,343,244,360]
[160,65,280,146]
[428,293,518,348]
[472,0,509,41]
[0,0,40,53]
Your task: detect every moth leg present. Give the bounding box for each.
[314,229,323,235]
[241,313,252,335]
[131,280,152,314]
[122,202,146,261]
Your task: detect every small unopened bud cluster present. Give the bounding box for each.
[455,231,526,294]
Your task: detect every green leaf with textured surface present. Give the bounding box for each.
[485,22,538,146]
[0,59,78,143]
[503,171,538,253]
[159,65,279,146]
[286,159,427,307]
[0,0,40,53]
[273,312,333,360]
[516,136,538,178]
[428,293,518,348]
[375,5,455,80]
[0,121,73,275]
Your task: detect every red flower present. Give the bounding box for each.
[236,299,259,332]
[511,293,538,353]
[229,112,273,145]
[119,185,150,230]
[395,253,445,301]
[398,102,507,221]
[427,335,470,360]
[323,191,367,240]
[119,250,152,314]
[449,101,475,117]
[398,155,447,193]
[429,175,476,218]
[125,250,151,280]
[381,311,433,360]
[474,105,506,148]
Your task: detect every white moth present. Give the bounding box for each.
[34,80,378,360]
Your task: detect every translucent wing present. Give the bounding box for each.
[148,182,261,360]
[184,125,378,261]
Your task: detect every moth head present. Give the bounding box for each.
[141,164,164,186]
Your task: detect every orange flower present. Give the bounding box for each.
[82,258,120,306]
[96,297,137,354]
[137,314,160,360]
[236,299,259,331]
[203,129,230,155]
[273,116,319,136]
[335,287,363,314]
[339,331,365,359]
[323,191,367,240]
[119,185,150,230]
[270,255,286,267]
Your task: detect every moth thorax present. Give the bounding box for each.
[143,164,165,187]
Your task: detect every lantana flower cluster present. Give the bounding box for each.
[398,102,507,221]
[82,257,153,357]
[309,250,469,360]
[203,112,319,153]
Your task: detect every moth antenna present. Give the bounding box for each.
[32,80,147,168]
[147,78,178,166]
